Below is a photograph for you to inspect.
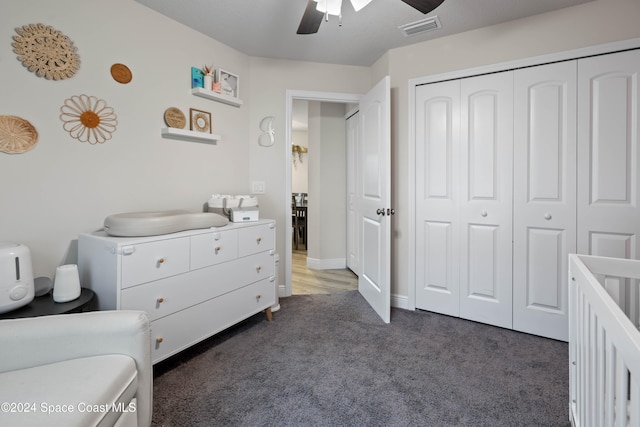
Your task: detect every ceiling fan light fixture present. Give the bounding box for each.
[314,0,342,16]
[350,0,373,11]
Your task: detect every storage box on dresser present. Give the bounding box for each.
[78,219,276,364]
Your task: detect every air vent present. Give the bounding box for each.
[398,15,441,37]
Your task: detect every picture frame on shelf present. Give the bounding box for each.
[191,67,204,88]
[189,108,212,133]
[217,68,239,98]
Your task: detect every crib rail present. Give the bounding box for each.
[569,254,640,427]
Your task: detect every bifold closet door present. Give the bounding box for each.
[458,72,514,329]
[415,72,514,329]
[513,61,577,342]
[415,80,461,317]
[577,50,640,260]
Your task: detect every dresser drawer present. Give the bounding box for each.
[150,277,275,363]
[120,251,274,321]
[120,237,190,289]
[190,229,239,270]
[238,222,275,257]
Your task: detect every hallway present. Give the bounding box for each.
[291,249,357,295]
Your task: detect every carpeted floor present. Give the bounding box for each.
[151,291,570,426]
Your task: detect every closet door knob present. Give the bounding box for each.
[544,213,552,220]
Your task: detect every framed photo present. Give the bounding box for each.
[191,66,204,88]
[217,68,239,98]
[189,108,211,133]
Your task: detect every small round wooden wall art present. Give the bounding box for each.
[12,23,80,80]
[164,107,186,129]
[110,63,132,84]
[60,95,118,144]
[0,115,38,154]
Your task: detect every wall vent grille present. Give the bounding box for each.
[398,16,441,37]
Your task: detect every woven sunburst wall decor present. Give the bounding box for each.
[0,116,38,154]
[12,23,80,80]
[60,95,117,144]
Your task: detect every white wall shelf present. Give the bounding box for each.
[191,87,243,107]
[161,127,221,143]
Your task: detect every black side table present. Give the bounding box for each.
[0,288,96,319]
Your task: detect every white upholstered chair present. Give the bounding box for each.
[0,310,152,427]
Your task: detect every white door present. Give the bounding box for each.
[513,61,577,341]
[346,110,360,275]
[577,50,640,260]
[414,79,461,317]
[458,72,514,329]
[358,76,391,323]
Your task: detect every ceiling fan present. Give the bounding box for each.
[297,0,445,34]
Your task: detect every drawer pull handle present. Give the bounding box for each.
[157,297,164,304]
[256,294,261,300]
[158,258,165,264]
[544,213,552,220]
[215,246,221,253]
[156,337,163,344]
[256,266,262,272]
[256,237,262,243]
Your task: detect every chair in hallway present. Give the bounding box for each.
[292,194,307,250]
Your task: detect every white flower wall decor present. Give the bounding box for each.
[60,95,118,144]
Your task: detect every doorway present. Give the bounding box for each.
[284,91,361,297]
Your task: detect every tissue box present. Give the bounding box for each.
[230,207,259,222]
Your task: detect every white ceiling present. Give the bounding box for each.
[135,0,593,67]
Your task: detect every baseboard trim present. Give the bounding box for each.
[306,257,346,270]
[391,293,409,310]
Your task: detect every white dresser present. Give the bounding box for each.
[78,219,276,364]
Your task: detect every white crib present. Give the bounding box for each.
[569,254,640,427]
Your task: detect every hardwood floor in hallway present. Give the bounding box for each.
[291,249,358,295]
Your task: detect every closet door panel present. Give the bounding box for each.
[415,80,460,316]
[578,50,640,259]
[513,61,577,342]
[459,72,513,329]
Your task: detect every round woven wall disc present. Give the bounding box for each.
[164,107,186,129]
[111,63,132,84]
[0,115,38,154]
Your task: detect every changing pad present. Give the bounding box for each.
[103,209,229,237]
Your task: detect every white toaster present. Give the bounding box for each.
[0,242,35,314]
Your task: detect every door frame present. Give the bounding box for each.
[284,90,361,297]
[407,38,640,311]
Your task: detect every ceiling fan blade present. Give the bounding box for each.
[297,0,325,34]
[400,0,445,14]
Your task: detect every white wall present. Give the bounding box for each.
[306,102,347,264]
[0,0,253,277]
[372,0,640,300]
[1,0,372,287]
[247,57,372,286]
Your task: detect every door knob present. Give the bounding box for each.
[376,208,386,216]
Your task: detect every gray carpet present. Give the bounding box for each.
[151,291,570,426]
